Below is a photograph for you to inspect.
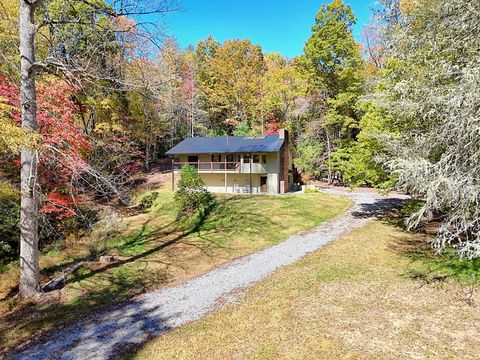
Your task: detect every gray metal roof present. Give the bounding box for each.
[166,135,284,155]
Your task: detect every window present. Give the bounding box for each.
[262,155,267,164]
[243,154,251,163]
[253,154,259,163]
[187,155,199,169]
[226,154,235,170]
[212,154,221,162]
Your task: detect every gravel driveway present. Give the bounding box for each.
[11,189,407,360]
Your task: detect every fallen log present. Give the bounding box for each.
[42,261,87,292]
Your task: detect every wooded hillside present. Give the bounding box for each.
[0,0,479,299]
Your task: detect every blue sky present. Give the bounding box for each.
[163,0,375,58]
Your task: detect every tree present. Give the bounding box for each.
[1,73,97,261]
[16,0,177,298]
[156,39,193,146]
[328,102,397,188]
[375,0,480,258]
[0,0,19,75]
[0,75,38,153]
[360,17,387,73]
[260,54,307,131]
[303,0,362,95]
[300,0,364,182]
[19,0,40,297]
[293,133,324,180]
[194,38,265,134]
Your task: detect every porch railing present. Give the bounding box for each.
[173,162,240,172]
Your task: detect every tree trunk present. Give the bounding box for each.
[145,142,150,172]
[325,129,333,185]
[19,0,41,298]
[141,94,150,172]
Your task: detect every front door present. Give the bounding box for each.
[260,176,267,193]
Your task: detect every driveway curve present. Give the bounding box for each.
[11,189,408,360]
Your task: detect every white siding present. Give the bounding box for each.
[199,173,263,194]
[174,152,281,194]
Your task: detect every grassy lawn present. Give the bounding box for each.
[134,221,480,360]
[0,190,351,353]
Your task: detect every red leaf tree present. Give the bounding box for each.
[0,74,91,219]
[264,113,281,135]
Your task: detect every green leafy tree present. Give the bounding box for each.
[0,182,20,258]
[194,38,265,134]
[300,0,364,182]
[260,54,307,130]
[0,0,19,75]
[293,135,324,179]
[233,120,253,136]
[303,0,362,96]
[329,102,397,188]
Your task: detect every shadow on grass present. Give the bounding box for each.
[392,235,480,287]
[61,197,232,288]
[378,203,480,289]
[2,285,178,360]
[348,196,480,289]
[351,197,407,227]
[0,195,273,356]
[0,263,170,356]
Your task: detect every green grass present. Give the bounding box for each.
[133,221,480,360]
[0,190,351,353]
[397,199,480,285]
[402,241,480,286]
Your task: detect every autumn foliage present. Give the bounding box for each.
[264,113,281,135]
[0,74,90,219]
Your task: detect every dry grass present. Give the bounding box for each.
[0,190,351,353]
[134,221,480,360]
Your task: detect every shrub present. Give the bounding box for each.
[174,165,216,217]
[0,180,101,261]
[0,182,20,259]
[136,190,159,210]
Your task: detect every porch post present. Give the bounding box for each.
[249,153,252,194]
[224,171,228,193]
[224,158,228,193]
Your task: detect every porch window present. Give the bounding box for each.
[243,154,251,163]
[226,154,235,170]
[262,155,267,164]
[187,155,199,169]
[211,154,221,162]
[253,154,259,163]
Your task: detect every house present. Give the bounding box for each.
[166,129,294,194]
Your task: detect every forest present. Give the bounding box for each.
[0,0,478,303]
